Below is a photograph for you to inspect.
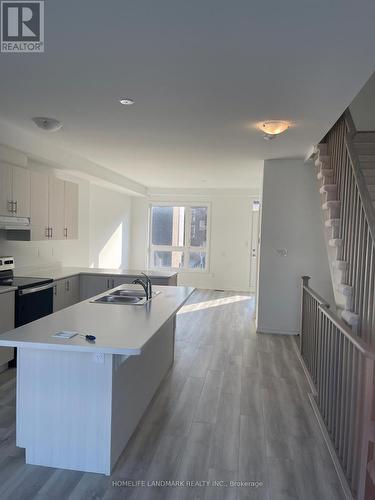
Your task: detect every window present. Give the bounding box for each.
[149,204,209,271]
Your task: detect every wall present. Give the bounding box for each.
[89,184,132,269]
[349,70,375,130]
[256,159,334,335]
[130,193,259,292]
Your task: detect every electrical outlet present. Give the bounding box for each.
[95,352,105,364]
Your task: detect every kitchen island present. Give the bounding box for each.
[0,284,194,475]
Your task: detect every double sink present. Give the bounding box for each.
[91,287,160,306]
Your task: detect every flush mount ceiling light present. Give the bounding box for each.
[119,98,135,106]
[257,120,290,140]
[32,117,62,132]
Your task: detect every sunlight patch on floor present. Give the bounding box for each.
[178,294,252,314]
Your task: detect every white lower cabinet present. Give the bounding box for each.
[53,276,80,312]
[0,292,15,366]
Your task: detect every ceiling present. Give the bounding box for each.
[0,0,375,189]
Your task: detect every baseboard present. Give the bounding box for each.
[256,327,299,336]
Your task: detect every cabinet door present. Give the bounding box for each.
[0,292,15,366]
[80,275,110,301]
[53,280,66,313]
[48,177,65,240]
[65,275,80,308]
[113,277,134,287]
[12,166,30,217]
[30,171,49,241]
[0,163,12,216]
[64,181,79,240]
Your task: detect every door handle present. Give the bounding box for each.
[7,201,13,213]
[54,284,57,295]
[65,280,70,292]
[45,227,49,238]
[14,201,17,214]
[49,227,53,238]
[64,228,68,238]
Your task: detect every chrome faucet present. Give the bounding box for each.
[132,278,149,300]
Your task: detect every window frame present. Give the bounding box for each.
[148,201,211,273]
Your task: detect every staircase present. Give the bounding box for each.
[314,111,375,343]
[311,110,375,500]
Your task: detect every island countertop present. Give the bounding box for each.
[0,285,194,356]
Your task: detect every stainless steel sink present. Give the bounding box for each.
[93,295,143,304]
[90,289,160,305]
[110,290,146,298]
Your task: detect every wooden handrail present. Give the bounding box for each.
[303,282,375,360]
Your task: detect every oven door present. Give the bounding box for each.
[15,283,54,327]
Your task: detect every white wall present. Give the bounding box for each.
[350,70,375,130]
[256,159,334,335]
[89,184,132,269]
[130,193,259,292]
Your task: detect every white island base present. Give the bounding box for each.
[16,317,175,475]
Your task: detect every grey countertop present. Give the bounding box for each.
[0,286,17,295]
[0,284,194,356]
[14,266,178,281]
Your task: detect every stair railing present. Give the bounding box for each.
[300,276,375,500]
[322,110,375,343]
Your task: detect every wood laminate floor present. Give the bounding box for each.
[0,290,344,500]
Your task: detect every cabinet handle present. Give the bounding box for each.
[66,280,70,292]
[54,285,57,296]
[45,227,49,238]
[64,228,68,238]
[112,278,115,288]
[7,201,13,213]
[13,201,17,214]
[49,227,53,239]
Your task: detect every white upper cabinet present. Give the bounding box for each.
[64,181,79,239]
[12,166,30,217]
[0,163,30,217]
[30,171,49,240]
[0,163,12,216]
[48,177,65,240]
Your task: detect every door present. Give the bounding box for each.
[80,275,111,301]
[0,163,12,216]
[65,275,80,307]
[249,200,260,293]
[30,171,49,240]
[53,280,66,313]
[64,181,79,239]
[48,177,65,240]
[12,166,30,217]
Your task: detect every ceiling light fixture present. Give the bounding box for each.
[119,98,135,106]
[32,117,62,132]
[257,120,290,140]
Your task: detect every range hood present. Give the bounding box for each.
[0,215,30,230]
[0,216,31,240]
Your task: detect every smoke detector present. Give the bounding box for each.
[32,117,62,132]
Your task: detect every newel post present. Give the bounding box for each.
[300,276,310,352]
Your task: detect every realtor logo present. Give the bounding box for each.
[1,1,44,52]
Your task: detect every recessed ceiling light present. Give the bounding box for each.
[257,120,290,139]
[32,117,62,132]
[119,98,135,106]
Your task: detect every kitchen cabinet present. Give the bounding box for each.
[30,171,49,240]
[12,166,30,217]
[0,291,15,366]
[80,275,117,301]
[53,275,80,312]
[0,163,30,217]
[64,181,79,239]
[48,177,65,240]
